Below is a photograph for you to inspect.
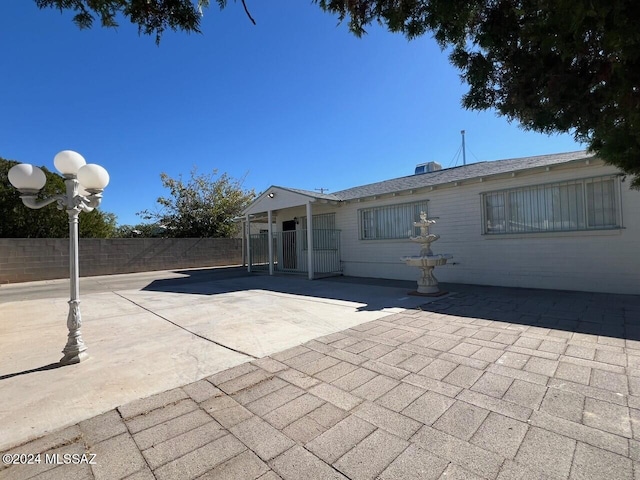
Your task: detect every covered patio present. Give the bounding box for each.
[241,186,343,279]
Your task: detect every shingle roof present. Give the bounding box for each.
[276,186,341,201]
[331,150,594,201]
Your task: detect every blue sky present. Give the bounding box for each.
[1,1,583,226]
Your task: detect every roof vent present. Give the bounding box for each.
[414,161,442,175]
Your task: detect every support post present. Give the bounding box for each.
[246,213,251,273]
[267,210,274,275]
[241,220,246,267]
[306,201,314,280]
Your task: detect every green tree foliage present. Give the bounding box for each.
[80,210,117,238]
[34,1,640,186]
[115,222,166,237]
[0,157,117,238]
[139,168,256,238]
[315,0,640,188]
[33,0,245,43]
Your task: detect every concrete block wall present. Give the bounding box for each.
[0,238,242,284]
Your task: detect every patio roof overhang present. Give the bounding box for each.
[241,186,342,280]
[243,186,341,217]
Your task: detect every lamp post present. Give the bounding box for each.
[8,150,110,365]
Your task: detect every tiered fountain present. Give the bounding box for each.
[401,211,452,295]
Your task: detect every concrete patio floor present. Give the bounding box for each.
[1,268,640,479]
[0,267,433,453]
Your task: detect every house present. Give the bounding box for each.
[241,151,639,295]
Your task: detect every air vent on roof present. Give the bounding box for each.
[414,162,442,175]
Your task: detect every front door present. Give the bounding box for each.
[282,220,297,270]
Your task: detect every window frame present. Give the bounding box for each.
[358,200,430,240]
[299,213,339,250]
[481,175,623,235]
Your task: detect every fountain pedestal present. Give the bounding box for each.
[401,212,452,295]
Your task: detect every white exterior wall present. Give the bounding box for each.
[336,161,640,295]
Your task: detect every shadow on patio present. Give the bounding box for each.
[418,283,640,342]
[141,266,640,338]
[141,266,431,312]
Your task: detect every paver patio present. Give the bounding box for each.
[2,281,640,479]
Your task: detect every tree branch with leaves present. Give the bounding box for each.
[34,0,255,43]
[314,0,640,187]
[33,0,640,186]
[139,168,256,238]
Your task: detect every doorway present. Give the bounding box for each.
[282,220,297,270]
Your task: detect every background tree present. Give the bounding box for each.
[34,0,256,43]
[35,0,209,44]
[139,168,255,238]
[33,0,640,187]
[1,157,118,238]
[115,222,166,237]
[314,0,640,187]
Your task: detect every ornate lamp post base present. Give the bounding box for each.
[60,300,88,365]
[60,349,89,365]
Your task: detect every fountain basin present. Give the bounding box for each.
[401,254,452,268]
[401,254,452,294]
[409,234,440,244]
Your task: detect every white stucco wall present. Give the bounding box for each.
[332,161,640,295]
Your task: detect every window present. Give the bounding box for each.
[358,200,429,240]
[482,176,621,234]
[301,213,335,231]
[300,213,338,249]
[587,178,617,227]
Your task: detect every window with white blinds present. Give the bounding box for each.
[358,200,429,240]
[483,176,621,234]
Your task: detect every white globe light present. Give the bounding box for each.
[8,164,47,191]
[77,164,110,189]
[54,150,86,175]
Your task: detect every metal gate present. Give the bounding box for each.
[249,229,341,277]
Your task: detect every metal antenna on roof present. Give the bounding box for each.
[461,130,467,166]
[315,187,329,194]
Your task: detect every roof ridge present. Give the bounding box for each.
[332,150,594,200]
